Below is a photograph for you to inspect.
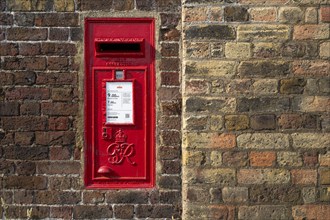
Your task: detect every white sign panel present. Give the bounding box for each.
[106,82,133,124]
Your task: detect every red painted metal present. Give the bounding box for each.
[84,18,155,188]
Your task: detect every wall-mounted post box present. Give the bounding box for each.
[84,18,155,188]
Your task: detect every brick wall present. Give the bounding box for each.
[1,0,329,219]
[0,0,181,219]
[182,0,329,219]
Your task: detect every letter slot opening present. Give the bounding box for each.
[95,39,145,57]
[98,43,141,52]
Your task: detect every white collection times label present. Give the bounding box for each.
[106,82,133,124]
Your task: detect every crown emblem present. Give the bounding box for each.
[114,129,127,143]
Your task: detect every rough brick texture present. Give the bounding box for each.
[0,0,181,219]
[1,0,329,219]
[182,0,330,219]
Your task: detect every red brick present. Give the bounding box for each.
[19,43,41,56]
[0,43,18,56]
[320,7,330,22]
[293,25,329,40]
[293,60,330,76]
[51,88,73,101]
[211,133,236,149]
[41,102,78,116]
[15,132,34,145]
[291,169,317,185]
[160,58,180,71]
[49,146,71,160]
[161,43,179,57]
[278,114,317,129]
[161,72,180,86]
[2,116,47,131]
[7,27,47,41]
[239,0,288,4]
[303,151,318,167]
[250,152,276,167]
[223,151,248,167]
[3,57,46,70]
[49,117,69,130]
[250,8,276,22]
[35,131,75,145]
[292,205,330,220]
[5,87,50,100]
[47,57,69,70]
[36,72,77,85]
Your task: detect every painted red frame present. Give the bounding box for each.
[84,18,155,189]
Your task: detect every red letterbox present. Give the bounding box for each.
[84,18,155,188]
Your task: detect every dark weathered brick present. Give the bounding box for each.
[224,6,249,21]
[5,87,50,100]
[106,191,149,204]
[14,132,34,145]
[35,191,81,205]
[0,13,13,25]
[0,102,19,116]
[14,13,35,26]
[223,151,248,167]
[41,43,77,56]
[238,61,290,77]
[225,115,249,131]
[3,57,47,70]
[0,43,18,56]
[161,130,181,146]
[4,146,48,160]
[16,161,36,175]
[35,13,78,27]
[4,176,47,189]
[159,175,181,189]
[161,160,181,174]
[19,43,41,56]
[80,0,114,10]
[14,71,36,85]
[250,115,276,130]
[237,97,290,112]
[35,131,75,145]
[185,25,236,40]
[7,27,47,40]
[36,72,77,85]
[41,102,78,116]
[113,205,134,219]
[47,57,69,70]
[159,146,180,160]
[20,102,40,115]
[161,72,180,86]
[280,78,306,94]
[6,206,49,219]
[0,159,15,174]
[250,186,302,204]
[278,114,317,129]
[37,161,80,175]
[73,206,112,219]
[50,207,73,219]
[2,116,47,131]
[49,28,69,41]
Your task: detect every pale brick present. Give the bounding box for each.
[238,25,290,41]
[320,152,330,166]
[291,170,317,185]
[209,115,224,131]
[183,150,205,167]
[185,133,236,149]
[225,42,251,59]
[292,133,330,149]
[293,96,330,112]
[185,205,235,220]
[305,8,318,23]
[185,97,236,113]
[277,152,303,167]
[238,169,290,184]
[293,25,329,40]
[293,60,330,76]
[279,7,304,24]
[252,79,278,94]
[185,61,237,77]
[185,42,209,58]
[184,7,208,22]
[222,187,248,203]
[320,168,330,185]
[210,151,222,167]
[225,115,249,131]
[184,168,236,185]
[209,7,222,22]
[239,0,289,4]
[249,8,276,22]
[302,187,316,204]
[237,133,290,149]
[292,205,330,220]
[320,41,330,58]
[239,206,291,220]
[54,0,75,12]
